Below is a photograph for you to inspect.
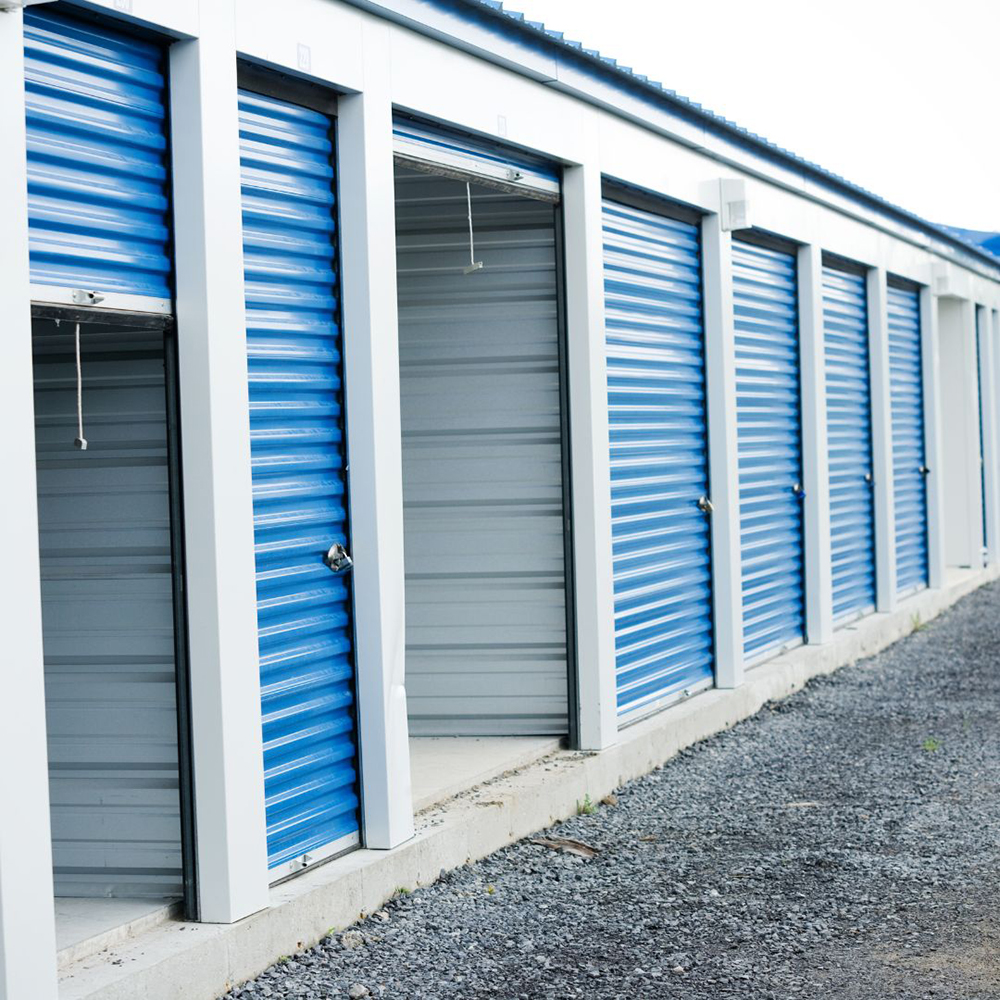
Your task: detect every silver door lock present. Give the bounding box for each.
[792,482,806,499]
[697,495,714,515]
[919,465,930,476]
[323,543,354,573]
[71,289,106,306]
[864,472,873,484]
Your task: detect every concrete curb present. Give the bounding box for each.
[59,566,998,1000]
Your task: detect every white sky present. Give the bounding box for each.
[502,0,1000,232]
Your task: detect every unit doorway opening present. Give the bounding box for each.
[31,309,194,958]
[393,164,575,741]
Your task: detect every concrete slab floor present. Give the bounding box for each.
[55,897,179,969]
[409,736,563,813]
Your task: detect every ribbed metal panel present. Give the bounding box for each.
[602,199,714,718]
[24,8,172,299]
[976,310,988,548]
[823,266,876,622]
[240,90,360,870]
[34,323,182,899]
[732,240,805,661]
[887,285,928,593]
[393,115,560,201]
[395,167,569,735]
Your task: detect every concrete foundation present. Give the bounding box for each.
[58,566,996,1000]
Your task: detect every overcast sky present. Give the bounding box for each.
[504,0,1000,232]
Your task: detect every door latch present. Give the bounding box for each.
[697,495,714,515]
[792,482,806,500]
[864,472,873,484]
[918,465,930,476]
[323,543,354,573]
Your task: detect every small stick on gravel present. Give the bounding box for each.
[529,837,599,859]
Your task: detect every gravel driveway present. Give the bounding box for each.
[225,582,1000,1000]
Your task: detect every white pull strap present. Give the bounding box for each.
[462,181,483,275]
[74,322,87,451]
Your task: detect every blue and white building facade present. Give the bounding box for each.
[1,1,999,997]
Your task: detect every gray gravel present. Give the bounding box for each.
[224,583,1000,999]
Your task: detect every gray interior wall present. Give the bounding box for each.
[33,321,183,899]
[394,166,570,735]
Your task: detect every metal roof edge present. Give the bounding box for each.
[341,0,1000,280]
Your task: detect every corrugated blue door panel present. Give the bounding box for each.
[732,240,805,661]
[976,311,988,549]
[392,114,560,200]
[240,90,360,871]
[24,8,172,299]
[887,285,929,593]
[602,199,714,719]
[823,266,876,623]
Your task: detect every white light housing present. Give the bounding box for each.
[719,178,751,232]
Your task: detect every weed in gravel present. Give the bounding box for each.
[923,736,942,752]
[576,794,596,815]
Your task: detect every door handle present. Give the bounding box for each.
[697,495,714,515]
[864,472,873,485]
[323,543,354,573]
[918,465,930,476]
[792,483,806,500]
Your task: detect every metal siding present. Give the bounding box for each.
[392,115,560,200]
[887,285,929,593]
[240,90,360,869]
[601,199,714,718]
[823,266,877,622]
[395,167,569,735]
[732,240,805,660]
[24,8,172,299]
[34,324,182,899]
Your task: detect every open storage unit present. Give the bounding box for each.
[393,119,575,738]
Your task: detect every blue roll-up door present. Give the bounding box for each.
[887,284,929,594]
[602,199,714,720]
[23,7,172,301]
[976,310,988,550]
[823,265,876,623]
[732,239,805,662]
[240,90,360,874]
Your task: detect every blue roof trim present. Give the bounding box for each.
[458,0,999,273]
[939,226,1000,263]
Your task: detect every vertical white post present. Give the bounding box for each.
[797,244,833,643]
[920,287,946,588]
[337,21,414,848]
[867,267,897,611]
[976,305,1000,564]
[701,217,744,688]
[561,149,618,750]
[0,12,60,998]
[169,2,270,922]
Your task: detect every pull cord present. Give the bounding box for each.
[462,181,483,275]
[74,322,87,451]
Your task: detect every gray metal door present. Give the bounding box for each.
[395,167,570,735]
[34,322,183,899]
